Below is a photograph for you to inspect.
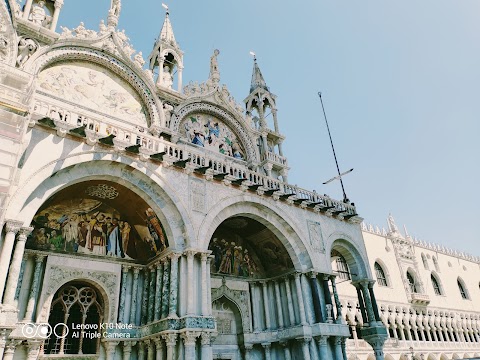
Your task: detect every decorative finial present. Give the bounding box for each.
[209,49,220,85]
[107,0,121,28]
[162,3,169,15]
[249,51,256,61]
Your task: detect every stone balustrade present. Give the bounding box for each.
[30,98,358,220]
[261,150,288,166]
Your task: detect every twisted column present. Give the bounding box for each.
[129,268,140,324]
[0,220,22,302]
[274,280,284,328]
[24,255,45,320]
[154,261,163,321]
[168,253,180,317]
[118,265,130,323]
[261,281,271,329]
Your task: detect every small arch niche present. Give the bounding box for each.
[208,216,294,278]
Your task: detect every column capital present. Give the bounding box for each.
[149,265,156,272]
[297,336,311,344]
[34,254,46,263]
[309,271,318,279]
[315,335,328,346]
[156,262,162,270]
[54,0,64,8]
[169,252,181,261]
[153,336,163,346]
[122,265,131,273]
[261,342,271,349]
[200,331,216,346]
[184,249,197,258]
[200,252,209,262]
[133,267,141,277]
[18,226,34,240]
[260,280,269,285]
[279,340,289,347]
[180,331,200,346]
[5,220,23,234]
[162,332,177,346]
[293,272,302,279]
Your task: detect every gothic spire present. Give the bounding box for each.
[158,6,177,47]
[250,56,269,93]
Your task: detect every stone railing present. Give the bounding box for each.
[347,338,480,352]
[261,150,288,166]
[30,97,358,219]
[408,293,430,305]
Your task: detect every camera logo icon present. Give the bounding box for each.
[21,323,52,339]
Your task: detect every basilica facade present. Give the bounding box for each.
[0,1,476,360]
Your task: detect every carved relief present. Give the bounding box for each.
[190,178,205,213]
[307,220,325,253]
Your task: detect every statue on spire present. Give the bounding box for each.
[107,0,121,28]
[208,49,220,85]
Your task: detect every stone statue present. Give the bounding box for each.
[0,35,8,60]
[74,22,88,38]
[388,213,399,233]
[30,0,46,26]
[59,26,72,38]
[16,38,37,67]
[162,66,173,89]
[209,49,220,83]
[98,20,108,35]
[163,103,174,127]
[134,52,145,68]
[110,0,121,17]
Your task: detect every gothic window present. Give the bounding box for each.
[44,284,103,355]
[421,253,429,270]
[432,256,440,272]
[407,272,418,293]
[431,274,442,295]
[335,256,351,280]
[457,278,469,299]
[374,262,388,287]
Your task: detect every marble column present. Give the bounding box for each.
[334,337,344,360]
[280,341,292,360]
[0,220,22,302]
[49,0,63,31]
[370,340,386,360]
[201,253,209,316]
[261,281,271,330]
[294,273,307,325]
[154,261,163,321]
[284,277,296,326]
[157,59,165,86]
[129,268,140,324]
[2,340,20,360]
[316,336,328,360]
[201,332,213,360]
[3,226,33,305]
[206,256,213,315]
[118,265,130,323]
[161,259,170,319]
[0,329,8,360]
[355,284,368,325]
[368,282,381,321]
[14,255,27,302]
[300,338,312,360]
[274,280,284,328]
[137,341,146,360]
[309,272,323,323]
[182,331,199,359]
[177,66,183,92]
[22,0,33,19]
[154,337,164,360]
[262,343,271,360]
[360,281,377,325]
[123,341,133,360]
[141,269,149,325]
[104,341,118,360]
[148,266,156,323]
[168,253,180,318]
[24,255,45,320]
[251,282,261,332]
[146,339,154,360]
[26,340,42,360]
[330,276,344,324]
[186,250,196,315]
[244,344,254,360]
[162,333,177,360]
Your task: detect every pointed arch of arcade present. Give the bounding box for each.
[7,157,194,249]
[326,234,371,280]
[25,44,164,128]
[171,100,259,162]
[197,194,314,270]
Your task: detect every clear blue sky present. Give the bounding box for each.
[53,1,480,256]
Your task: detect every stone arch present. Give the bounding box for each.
[452,354,460,360]
[374,258,391,287]
[159,48,183,69]
[463,354,472,359]
[37,275,112,324]
[197,194,314,270]
[171,101,258,162]
[430,270,444,295]
[428,353,438,360]
[7,157,194,250]
[25,45,163,128]
[440,353,449,360]
[327,235,370,280]
[211,282,251,333]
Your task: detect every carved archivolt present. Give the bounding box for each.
[211,282,252,333]
[27,46,163,129]
[38,265,118,324]
[0,2,17,66]
[171,102,258,162]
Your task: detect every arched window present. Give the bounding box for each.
[374,262,388,287]
[421,253,429,270]
[457,278,469,299]
[432,256,440,272]
[44,284,103,355]
[407,272,418,293]
[431,274,442,295]
[335,255,351,280]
